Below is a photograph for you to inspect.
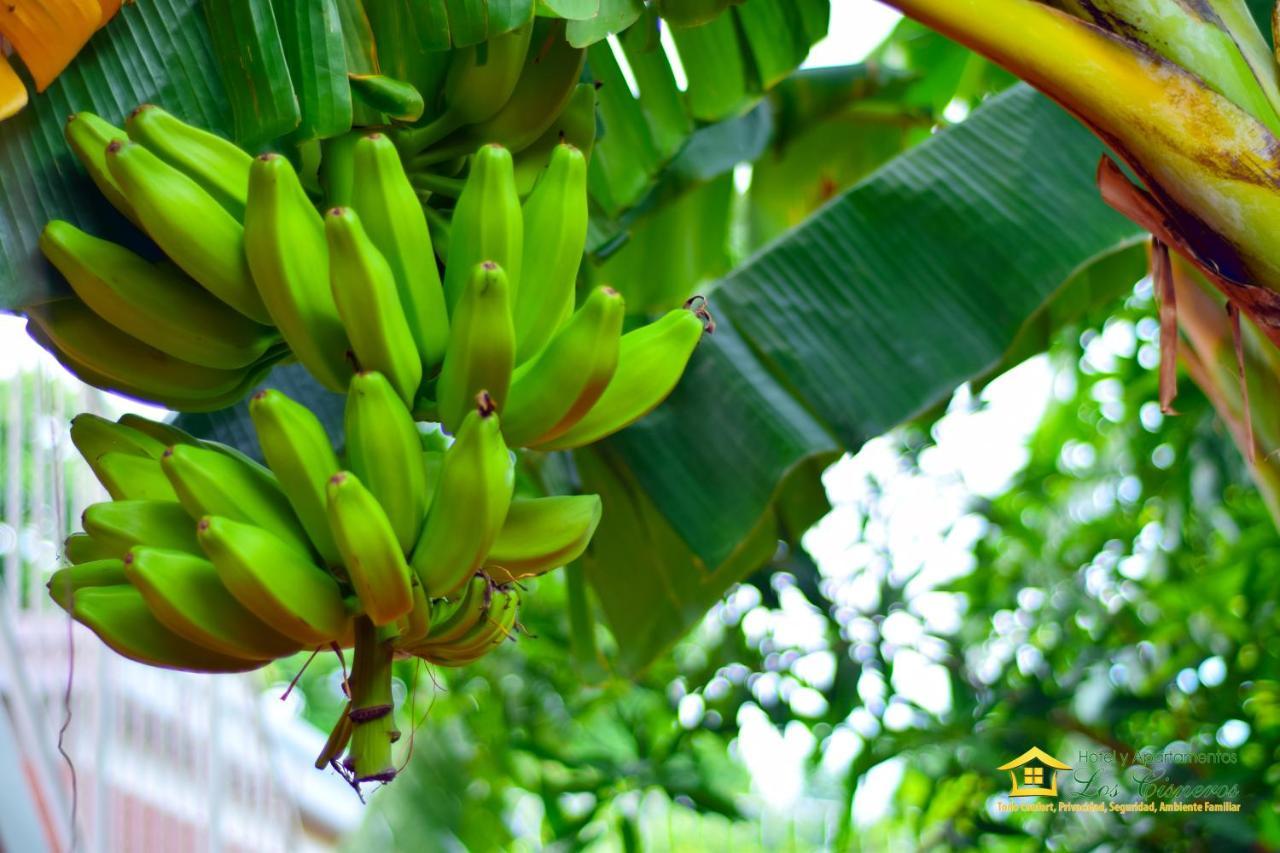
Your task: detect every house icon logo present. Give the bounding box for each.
[997,746,1073,797]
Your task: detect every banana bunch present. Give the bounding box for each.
[391,139,715,449]
[390,19,586,172]
[33,107,288,411]
[55,378,602,783]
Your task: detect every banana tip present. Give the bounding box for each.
[161,446,175,458]
[329,472,348,485]
[257,152,278,162]
[127,104,154,120]
[105,139,123,155]
[475,391,496,417]
[197,517,211,533]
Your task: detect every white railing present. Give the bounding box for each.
[0,353,359,853]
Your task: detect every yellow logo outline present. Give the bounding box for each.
[997,746,1073,797]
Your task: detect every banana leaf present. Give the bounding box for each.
[586,84,1144,672]
[0,0,234,310]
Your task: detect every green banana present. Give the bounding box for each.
[348,74,425,122]
[415,574,490,646]
[161,443,315,559]
[48,559,128,610]
[72,585,268,673]
[513,83,598,195]
[106,140,269,323]
[513,143,589,363]
[410,400,514,599]
[90,451,180,502]
[483,495,602,584]
[351,133,450,371]
[326,472,414,627]
[441,144,523,314]
[427,20,586,163]
[396,23,534,154]
[396,582,432,648]
[435,262,515,434]
[655,0,739,27]
[249,389,344,567]
[25,299,271,411]
[197,515,350,646]
[41,220,279,369]
[422,449,444,515]
[70,412,165,462]
[244,153,354,393]
[115,413,200,449]
[64,533,118,565]
[535,304,709,450]
[415,587,518,665]
[124,546,302,660]
[345,371,429,551]
[320,130,361,208]
[125,104,254,220]
[324,207,423,405]
[64,112,139,226]
[81,500,201,557]
[501,285,623,447]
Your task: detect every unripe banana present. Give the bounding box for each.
[655,0,738,27]
[345,371,429,551]
[415,587,518,665]
[415,574,490,647]
[70,412,165,462]
[501,285,623,447]
[348,74,425,122]
[249,389,344,566]
[26,299,271,411]
[320,130,361,207]
[48,558,128,610]
[106,140,269,323]
[115,413,201,449]
[513,143,589,363]
[64,533,118,565]
[90,451,180,502]
[125,104,253,220]
[245,153,354,393]
[535,304,710,450]
[124,546,302,660]
[351,133,449,371]
[395,582,431,649]
[72,585,268,673]
[64,112,139,225]
[441,144,523,314]
[410,399,514,599]
[427,21,586,163]
[81,500,201,557]
[197,515,350,646]
[326,472,414,627]
[513,83,597,195]
[41,221,279,369]
[324,207,423,405]
[396,24,534,153]
[161,443,315,559]
[483,495,602,584]
[422,449,444,515]
[436,262,515,434]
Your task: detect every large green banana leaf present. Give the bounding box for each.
[586,84,1144,673]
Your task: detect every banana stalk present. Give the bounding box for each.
[883,0,1280,312]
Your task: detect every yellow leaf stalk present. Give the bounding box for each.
[884,0,1280,296]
